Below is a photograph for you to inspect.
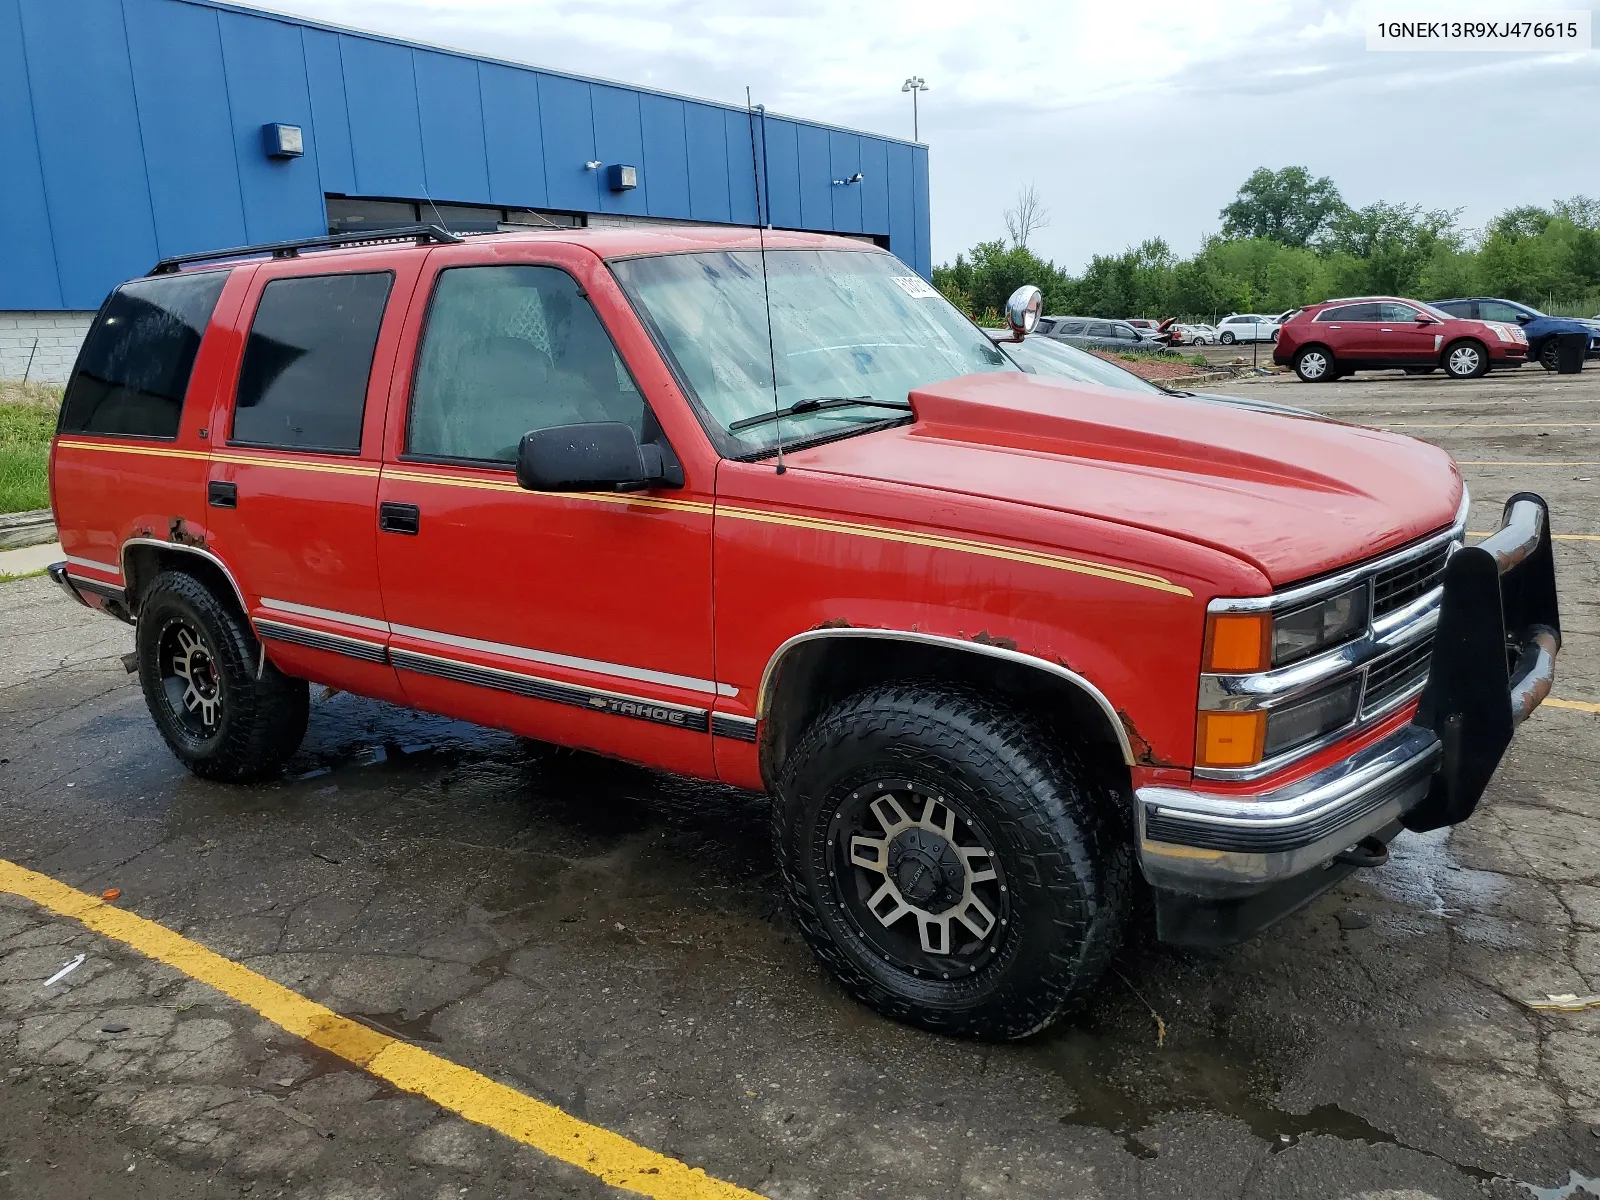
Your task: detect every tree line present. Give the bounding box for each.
[933,167,1600,323]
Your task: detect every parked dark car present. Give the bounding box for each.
[987,331,1314,417]
[1036,316,1165,353]
[1430,298,1600,370]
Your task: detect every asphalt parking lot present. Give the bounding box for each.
[2,365,1598,1200]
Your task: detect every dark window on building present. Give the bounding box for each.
[231,273,393,453]
[407,265,645,464]
[325,196,585,235]
[58,271,229,439]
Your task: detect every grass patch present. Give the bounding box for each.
[0,381,63,514]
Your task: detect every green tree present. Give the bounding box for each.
[1219,167,1345,248]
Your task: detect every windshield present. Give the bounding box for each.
[996,334,1164,394]
[610,249,1013,456]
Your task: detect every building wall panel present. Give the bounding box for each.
[479,62,547,210]
[0,0,63,308]
[124,0,247,259]
[538,74,599,212]
[911,144,931,277]
[302,28,355,197]
[760,116,801,231]
[414,49,491,204]
[639,95,690,219]
[591,85,648,217]
[19,0,158,307]
[886,141,917,272]
[859,137,889,237]
[340,34,427,200]
[683,102,731,225]
[218,11,325,244]
[724,109,760,228]
[795,123,832,232]
[828,130,863,235]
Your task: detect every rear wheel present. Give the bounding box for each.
[1444,339,1489,379]
[1294,346,1335,382]
[1403,366,1435,375]
[775,682,1130,1041]
[1539,340,1561,372]
[136,571,308,781]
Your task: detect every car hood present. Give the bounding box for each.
[1170,388,1319,419]
[790,373,1463,588]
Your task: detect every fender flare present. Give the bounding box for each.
[755,627,1135,766]
[120,537,253,627]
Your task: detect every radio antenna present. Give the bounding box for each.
[747,88,784,475]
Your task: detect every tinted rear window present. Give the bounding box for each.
[58,272,228,439]
[232,272,393,453]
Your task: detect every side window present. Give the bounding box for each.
[1381,303,1421,322]
[407,265,645,465]
[1113,324,1139,341]
[59,271,228,439]
[1315,306,1350,321]
[1478,301,1521,322]
[232,273,392,452]
[1086,321,1117,338]
[1433,301,1473,319]
[1057,321,1087,336]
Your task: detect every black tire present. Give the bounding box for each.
[1294,345,1336,383]
[775,681,1130,1041]
[1270,330,1280,343]
[1403,367,1435,375]
[1443,339,1489,379]
[135,571,309,782]
[1219,331,1236,345]
[1539,340,1561,372]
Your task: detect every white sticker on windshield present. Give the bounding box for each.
[890,274,939,300]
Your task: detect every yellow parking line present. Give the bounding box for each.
[1546,697,1600,715]
[0,859,759,1200]
[1468,531,1600,541]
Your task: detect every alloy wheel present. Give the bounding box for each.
[1298,350,1328,380]
[1448,345,1482,377]
[159,618,223,738]
[827,778,1010,978]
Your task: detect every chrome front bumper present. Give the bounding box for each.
[1140,494,1560,940]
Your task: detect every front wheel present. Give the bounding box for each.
[1403,366,1436,376]
[1444,339,1489,379]
[775,682,1129,1041]
[136,571,309,781]
[1219,331,1236,345]
[1294,346,1336,382]
[1539,340,1561,372]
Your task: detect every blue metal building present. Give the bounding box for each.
[0,0,930,380]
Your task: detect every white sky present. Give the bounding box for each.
[268,0,1598,269]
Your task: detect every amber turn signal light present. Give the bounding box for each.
[1204,613,1270,673]
[1195,711,1267,769]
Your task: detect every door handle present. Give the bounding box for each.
[207,480,237,509]
[379,502,420,535]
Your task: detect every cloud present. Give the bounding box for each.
[264,0,1597,268]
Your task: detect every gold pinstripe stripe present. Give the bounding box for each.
[55,443,1191,597]
[715,505,1194,596]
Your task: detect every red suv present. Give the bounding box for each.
[47,225,1560,1039]
[1276,296,1528,382]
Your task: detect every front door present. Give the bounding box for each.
[1376,301,1442,363]
[373,245,718,778]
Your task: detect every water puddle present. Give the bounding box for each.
[1524,1170,1600,1200]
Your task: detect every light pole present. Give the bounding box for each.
[901,76,928,142]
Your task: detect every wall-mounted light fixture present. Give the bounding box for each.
[261,123,304,159]
[606,164,638,192]
[584,160,603,170]
[831,172,864,186]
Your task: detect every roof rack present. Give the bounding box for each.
[149,224,462,275]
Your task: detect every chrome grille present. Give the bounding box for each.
[1373,545,1450,618]
[1362,636,1433,716]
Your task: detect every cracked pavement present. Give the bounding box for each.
[2,368,1599,1199]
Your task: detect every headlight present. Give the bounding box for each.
[1203,584,1369,673]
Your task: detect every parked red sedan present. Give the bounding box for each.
[1275,297,1527,382]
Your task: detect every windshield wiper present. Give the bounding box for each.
[728,395,912,432]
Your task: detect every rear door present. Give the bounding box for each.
[203,258,424,702]
[373,243,717,778]
[1323,302,1385,359]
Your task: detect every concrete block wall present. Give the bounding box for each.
[0,312,95,384]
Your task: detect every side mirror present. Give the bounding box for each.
[1516,314,1533,325]
[516,422,675,493]
[1416,313,1441,324]
[1004,285,1043,342]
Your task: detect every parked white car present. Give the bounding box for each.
[1174,323,1217,345]
[1216,313,1281,344]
